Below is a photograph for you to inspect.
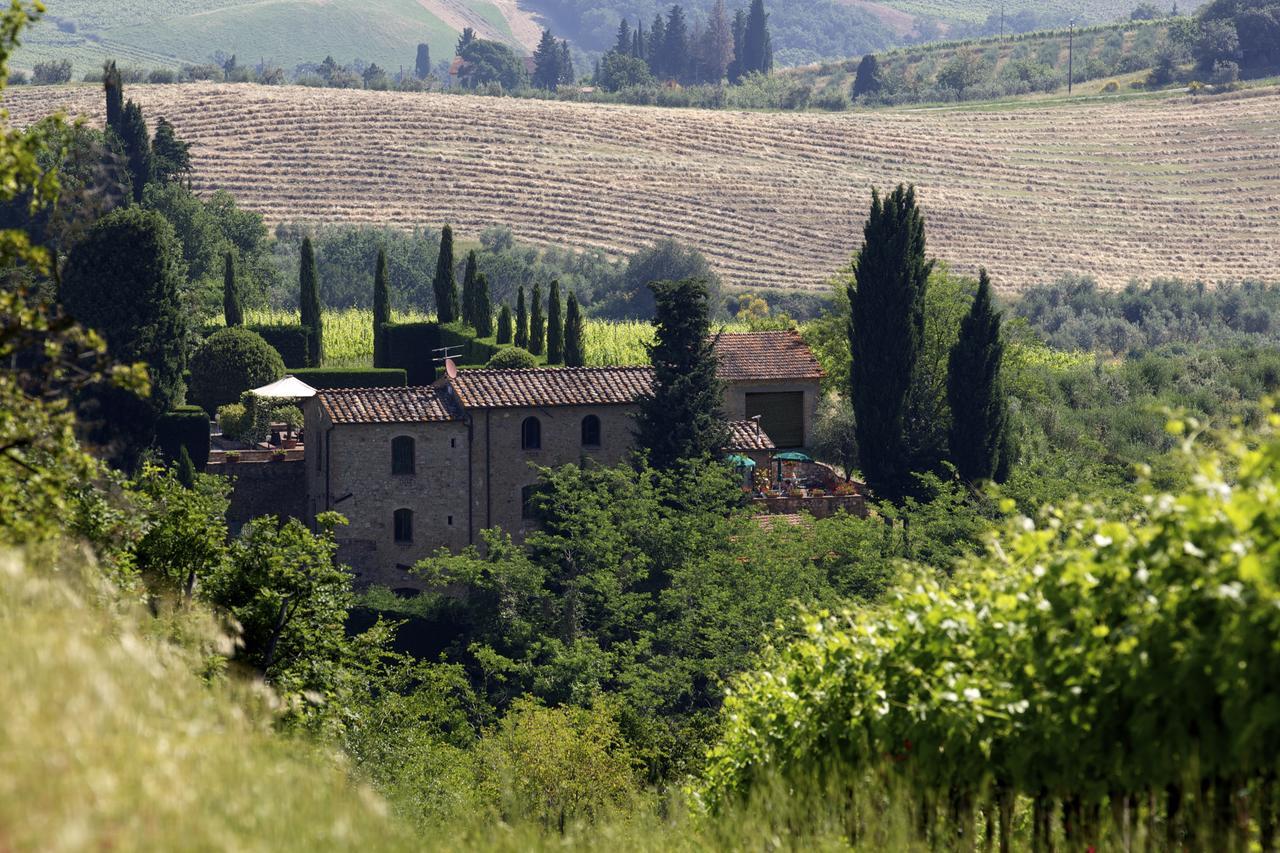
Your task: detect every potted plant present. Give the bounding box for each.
[270,449,287,461]
[224,451,240,463]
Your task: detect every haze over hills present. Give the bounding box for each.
[8,82,1278,294]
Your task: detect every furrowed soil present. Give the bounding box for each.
[10,83,1280,292]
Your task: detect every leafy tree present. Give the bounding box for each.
[373,247,390,367]
[415,42,431,79]
[810,395,859,480]
[936,51,989,95]
[131,460,230,598]
[433,224,458,323]
[457,39,528,90]
[564,291,585,367]
[497,304,513,344]
[947,269,1009,483]
[742,0,773,75]
[597,51,654,91]
[151,118,190,184]
[487,346,537,368]
[529,281,545,356]
[546,279,564,364]
[635,278,727,469]
[598,238,719,320]
[457,27,477,54]
[702,0,735,81]
[223,251,242,327]
[533,28,563,90]
[848,185,933,502]
[188,327,285,414]
[852,53,882,98]
[117,101,153,204]
[515,285,529,349]
[475,272,493,337]
[299,236,323,366]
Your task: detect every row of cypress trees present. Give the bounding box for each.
[849,184,1010,501]
[222,237,323,368]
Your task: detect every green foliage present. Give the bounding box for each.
[809,394,858,479]
[151,117,191,184]
[373,247,390,367]
[947,269,1010,483]
[564,292,585,367]
[216,402,247,440]
[461,248,478,330]
[298,236,323,366]
[529,281,545,356]
[155,405,210,468]
[475,273,493,338]
[188,327,285,414]
[247,323,310,368]
[457,39,529,90]
[222,250,242,326]
[597,238,720,320]
[131,460,230,597]
[115,100,153,204]
[289,368,408,388]
[546,279,564,364]
[514,285,529,349]
[596,51,653,91]
[486,346,538,369]
[635,278,728,469]
[432,225,457,323]
[848,184,932,502]
[496,304,513,345]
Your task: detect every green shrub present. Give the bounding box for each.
[217,403,247,440]
[247,324,311,368]
[189,328,285,415]
[155,406,210,468]
[289,368,407,389]
[486,347,537,369]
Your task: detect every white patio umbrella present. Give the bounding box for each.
[249,375,317,399]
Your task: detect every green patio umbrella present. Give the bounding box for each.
[726,454,756,468]
[774,451,812,462]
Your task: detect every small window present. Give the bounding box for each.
[393,508,413,543]
[521,485,537,519]
[391,436,415,475]
[450,437,457,448]
[581,415,601,447]
[521,416,541,450]
[447,515,454,526]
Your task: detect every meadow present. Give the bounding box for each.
[10,82,1280,295]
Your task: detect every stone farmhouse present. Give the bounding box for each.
[302,330,824,588]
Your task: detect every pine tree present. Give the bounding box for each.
[947,269,1009,483]
[563,291,585,367]
[373,247,390,368]
[118,101,153,203]
[457,27,477,54]
[848,184,933,502]
[743,0,772,74]
[515,285,529,349]
[852,54,882,98]
[151,118,191,185]
[461,249,479,328]
[634,278,727,469]
[632,22,645,59]
[176,445,197,488]
[497,304,513,344]
[299,236,324,367]
[529,282,545,356]
[546,279,564,364]
[663,5,689,82]
[476,273,493,337]
[559,40,574,86]
[533,28,562,90]
[647,13,666,76]
[433,225,458,323]
[223,251,243,327]
[615,18,632,54]
[415,43,431,79]
[104,60,123,132]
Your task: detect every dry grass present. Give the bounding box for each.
[10,83,1280,293]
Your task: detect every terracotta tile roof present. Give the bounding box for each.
[713,330,825,382]
[727,419,776,452]
[317,387,460,424]
[448,367,655,409]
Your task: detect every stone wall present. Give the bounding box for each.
[209,457,308,534]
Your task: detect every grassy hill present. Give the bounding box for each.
[8,82,1280,293]
[13,0,540,76]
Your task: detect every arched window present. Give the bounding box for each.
[391,436,415,475]
[581,415,601,447]
[521,485,537,519]
[521,416,541,450]
[393,508,413,543]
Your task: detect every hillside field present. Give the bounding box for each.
[9,82,1280,293]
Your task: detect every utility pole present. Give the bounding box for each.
[1068,19,1075,94]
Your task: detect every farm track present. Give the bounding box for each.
[8,83,1280,292]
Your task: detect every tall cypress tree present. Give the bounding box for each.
[663,5,689,82]
[848,184,933,502]
[433,225,458,323]
[299,236,323,367]
[647,13,666,76]
[118,101,153,204]
[176,445,197,488]
[532,28,562,90]
[529,282,545,356]
[947,269,1009,483]
[477,273,493,337]
[615,18,632,54]
[564,291,585,367]
[515,285,529,349]
[373,247,390,368]
[415,43,431,79]
[742,0,773,74]
[497,304,513,344]
[546,279,564,364]
[104,60,123,132]
[461,249,478,328]
[223,251,242,327]
[728,9,747,82]
[634,278,727,470]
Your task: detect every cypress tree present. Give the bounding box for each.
[118,101,153,203]
[564,291,585,367]
[433,225,458,323]
[373,247,390,368]
[223,251,243,327]
[497,304,513,344]
[546,279,564,364]
[559,40,574,86]
[176,445,196,489]
[615,18,632,54]
[104,60,123,132]
[848,184,932,502]
[532,28,562,90]
[852,54,882,98]
[647,13,666,76]
[152,118,191,184]
[947,269,1009,483]
[634,278,727,470]
[728,9,747,82]
[742,0,773,74]
[632,22,645,59]
[476,272,493,337]
[663,5,689,83]
[299,236,323,367]
[415,43,431,79]
[461,249,478,328]
[529,282,545,356]
[515,285,529,349]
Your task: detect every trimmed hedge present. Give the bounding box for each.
[248,324,312,368]
[156,405,210,468]
[189,328,286,415]
[383,321,503,385]
[290,368,408,389]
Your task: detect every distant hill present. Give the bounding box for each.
[7,82,1278,294]
[14,0,543,76]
